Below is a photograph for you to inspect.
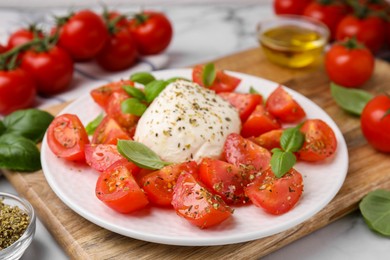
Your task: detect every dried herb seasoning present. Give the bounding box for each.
[0,198,30,250]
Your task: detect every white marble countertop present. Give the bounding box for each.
[0,1,389,260]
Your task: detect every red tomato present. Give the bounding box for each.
[241,104,281,138]
[274,0,312,15]
[92,116,132,145]
[96,160,149,213]
[128,11,173,55]
[106,91,139,130]
[218,92,263,122]
[223,133,271,175]
[171,172,233,229]
[96,27,138,71]
[21,46,74,95]
[192,65,241,93]
[245,167,304,215]
[303,1,350,40]
[361,95,390,152]
[0,68,36,115]
[296,119,338,162]
[199,158,250,204]
[250,129,283,151]
[325,39,374,88]
[0,44,6,53]
[140,161,198,207]
[57,10,108,61]
[90,80,133,109]
[85,144,130,172]
[336,15,386,53]
[7,28,44,50]
[265,86,306,123]
[105,11,128,28]
[47,114,90,162]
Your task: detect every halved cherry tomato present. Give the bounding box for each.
[192,65,241,93]
[96,160,149,213]
[140,161,198,207]
[90,80,133,109]
[47,114,90,162]
[241,104,281,138]
[266,85,306,123]
[92,116,131,145]
[199,158,250,204]
[223,133,271,175]
[250,129,283,151]
[218,92,263,122]
[172,172,233,229]
[106,91,139,130]
[245,167,304,215]
[296,119,337,162]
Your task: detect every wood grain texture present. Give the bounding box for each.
[4,47,390,259]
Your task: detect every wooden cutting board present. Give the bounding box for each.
[4,47,390,259]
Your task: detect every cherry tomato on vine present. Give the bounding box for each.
[128,11,173,55]
[361,95,390,153]
[7,27,44,50]
[0,44,6,53]
[325,38,374,88]
[273,0,312,15]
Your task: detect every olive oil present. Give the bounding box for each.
[260,25,326,68]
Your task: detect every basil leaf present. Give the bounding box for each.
[280,124,304,153]
[121,98,147,116]
[144,80,169,103]
[3,109,54,143]
[202,63,216,87]
[270,149,296,178]
[0,121,5,136]
[130,72,156,85]
[249,86,259,94]
[331,82,373,116]
[0,134,41,172]
[117,140,171,170]
[123,85,146,101]
[359,189,390,236]
[85,113,103,135]
[166,77,190,84]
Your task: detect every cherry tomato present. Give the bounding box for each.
[106,91,139,130]
[218,92,263,122]
[265,86,306,123]
[199,158,249,204]
[92,116,132,145]
[250,129,283,151]
[303,1,350,40]
[192,65,241,93]
[128,11,173,55]
[21,46,74,95]
[241,104,281,138]
[0,44,6,53]
[7,27,44,50]
[96,160,149,213]
[325,38,374,88]
[47,114,90,162]
[245,167,304,215]
[171,172,233,229]
[361,95,390,152]
[296,119,338,162]
[0,68,36,115]
[273,0,312,15]
[140,161,198,207]
[336,14,386,53]
[85,144,129,172]
[57,10,108,61]
[90,80,133,109]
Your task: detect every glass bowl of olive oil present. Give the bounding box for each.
[257,15,329,68]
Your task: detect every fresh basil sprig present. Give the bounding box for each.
[85,113,103,135]
[117,140,172,170]
[249,86,259,94]
[123,85,146,101]
[202,63,216,87]
[130,72,156,85]
[144,80,169,103]
[270,124,305,178]
[331,83,373,116]
[121,98,148,116]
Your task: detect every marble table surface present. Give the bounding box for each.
[0,2,389,259]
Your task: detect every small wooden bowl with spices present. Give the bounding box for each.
[0,192,36,260]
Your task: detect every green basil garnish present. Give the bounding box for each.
[121,98,148,116]
[85,113,103,135]
[130,72,156,85]
[123,85,146,101]
[202,63,216,87]
[144,80,169,103]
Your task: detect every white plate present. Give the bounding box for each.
[41,69,348,246]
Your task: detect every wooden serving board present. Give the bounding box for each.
[4,47,390,259]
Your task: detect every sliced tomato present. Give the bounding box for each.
[92,116,131,145]
[250,129,283,151]
[241,104,281,138]
[218,92,263,122]
[172,172,233,229]
[296,119,337,162]
[140,161,198,207]
[245,167,304,215]
[223,133,271,175]
[90,80,134,109]
[96,160,149,213]
[198,158,250,204]
[47,114,90,162]
[106,91,139,130]
[192,64,241,93]
[265,86,306,123]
